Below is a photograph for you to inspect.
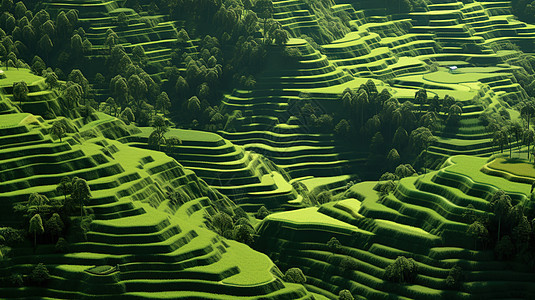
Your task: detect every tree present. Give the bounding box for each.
[62,83,83,108]
[414,88,427,112]
[493,129,508,155]
[494,235,515,260]
[387,149,401,170]
[370,132,385,153]
[29,213,44,246]
[254,0,274,43]
[29,263,49,285]
[273,28,289,45]
[490,190,512,241]
[512,216,531,248]
[284,268,306,284]
[8,273,23,287]
[156,92,171,114]
[111,75,128,108]
[395,164,416,179]
[177,28,190,43]
[445,265,463,289]
[120,107,134,124]
[50,121,66,142]
[339,289,354,300]
[38,34,53,60]
[106,97,117,117]
[12,81,28,107]
[148,115,169,151]
[68,69,90,99]
[255,206,271,219]
[82,39,92,53]
[327,237,342,252]
[524,129,535,161]
[447,104,462,124]
[384,256,419,283]
[27,192,50,215]
[211,212,233,235]
[419,111,441,131]
[187,96,201,116]
[410,127,437,155]
[466,220,488,250]
[132,44,145,63]
[45,70,59,89]
[376,180,396,195]
[14,1,26,19]
[521,101,534,130]
[510,121,524,153]
[233,224,254,245]
[55,237,69,253]
[71,177,91,217]
[70,33,83,56]
[175,75,189,101]
[128,74,147,116]
[45,213,64,241]
[393,127,409,150]
[334,119,351,138]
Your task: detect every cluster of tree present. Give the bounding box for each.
[373,163,418,195]
[282,267,306,284]
[291,182,338,206]
[1,262,50,287]
[110,0,290,131]
[328,84,442,176]
[147,115,181,151]
[6,176,92,254]
[207,208,256,245]
[466,190,534,263]
[0,1,85,72]
[384,256,419,284]
[480,100,535,160]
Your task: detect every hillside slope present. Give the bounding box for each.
[0,74,313,298]
[255,155,535,299]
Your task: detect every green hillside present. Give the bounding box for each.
[256,155,535,299]
[4,0,535,299]
[0,109,314,298]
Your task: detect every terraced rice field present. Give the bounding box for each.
[255,155,535,299]
[123,126,303,212]
[221,0,535,181]
[0,106,314,298]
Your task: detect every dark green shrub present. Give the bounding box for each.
[327,237,342,252]
[8,273,23,287]
[0,228,25,246]
[339,289,354,300]
[55,237,69,253]
[384,256,418,283]
[211,212,233,235]
[255,206,271,219]
[283,267,306,284]
[29,263,50,285]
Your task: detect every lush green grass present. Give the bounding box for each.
[486,157,535,179]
